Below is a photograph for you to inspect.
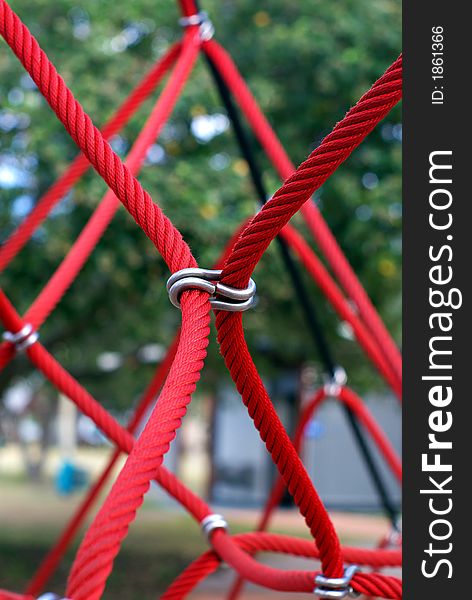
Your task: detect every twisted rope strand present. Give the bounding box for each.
[0,43,181,272]
[213,56,402,580]
[204,38,402,387]
[0,2,402,597]
[162,531,401,600]
[219,55,402,289]
[0,1,196,273]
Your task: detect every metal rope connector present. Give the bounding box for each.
[200,513,228,540]
[3,323,39,352]
[314,565,360,598]
[167,268,256,312]
[178,11,215,41]
[323,365,347,398]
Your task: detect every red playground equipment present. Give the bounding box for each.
[0,0,402,598]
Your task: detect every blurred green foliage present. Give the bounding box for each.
[0,0,401,407]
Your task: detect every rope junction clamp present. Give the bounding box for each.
[323,365,347,398]
[167,268,256,312]
[178,11,215,41]
[200,513,228,540]
[2,323,39,352]
[314,565,360,599]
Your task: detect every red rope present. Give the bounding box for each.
[161,532,402,599]
[229,384,401,599]
[261,385,401,532]
[0,592,34,600]
[0,1,402,597]
[203,39,403,389]
[2,36,192,343]
[0,42,181,273]
[26,215,251,594]
[24,335,179,596]
[0,36,191,381]
[215,53,401,286]
[0,10,210,596]
[0,290,213,588]
[213,56,402,580]
[65,292,210,599]
[177,0,200,18]
[0,2,197,274]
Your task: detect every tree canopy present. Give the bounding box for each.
[0,0,401,409]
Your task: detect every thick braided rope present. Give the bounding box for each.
[160,55,403,587]
[0,42,182,273]
[25,220,251,594]
[15,212,402,595]
[229,384,402,600]
[0,39,188,370]
[256,390,331,532]
[0,291,211,525]
[25,336,180,596]
[0,42,183,377]
[0,8,215,593]
[162,532,401,600]
[219,55,402,289]
[216,310,345,578]
[1,19,212,592]
[0,0,196,274]
[161,529,402,599]
[20,32,193,331]
[212,528,398,595]
[263,386,401,531]
[0,19,213,596]
[235,533,402,568]
[204,39,402,386]
[18,319,400,600]
[0,2,402,596]
[0,289,215,593]
[213,55,402,580]
[66,290,211,600]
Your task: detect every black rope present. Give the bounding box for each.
[203,48,400,526]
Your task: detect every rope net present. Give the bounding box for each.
[0,0,402,598]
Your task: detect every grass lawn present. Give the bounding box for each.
[0,477,213,598]
[0,476,391,598]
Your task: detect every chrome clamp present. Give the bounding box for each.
[167,268,256,312]
[178,11,215,41]
[314,565,360,599]
[3,323,39,352]
[200,513,228,540]
[323,365,347,398]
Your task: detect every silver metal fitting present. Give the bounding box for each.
[3,323,39,352]
[178,11,215,41]
[201,513,228,540]
[37,594,70,600]
[314,565,360,598]
[167,268,256,312]
[323,365,347,398]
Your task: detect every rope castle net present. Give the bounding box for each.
[0,0,402,598]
